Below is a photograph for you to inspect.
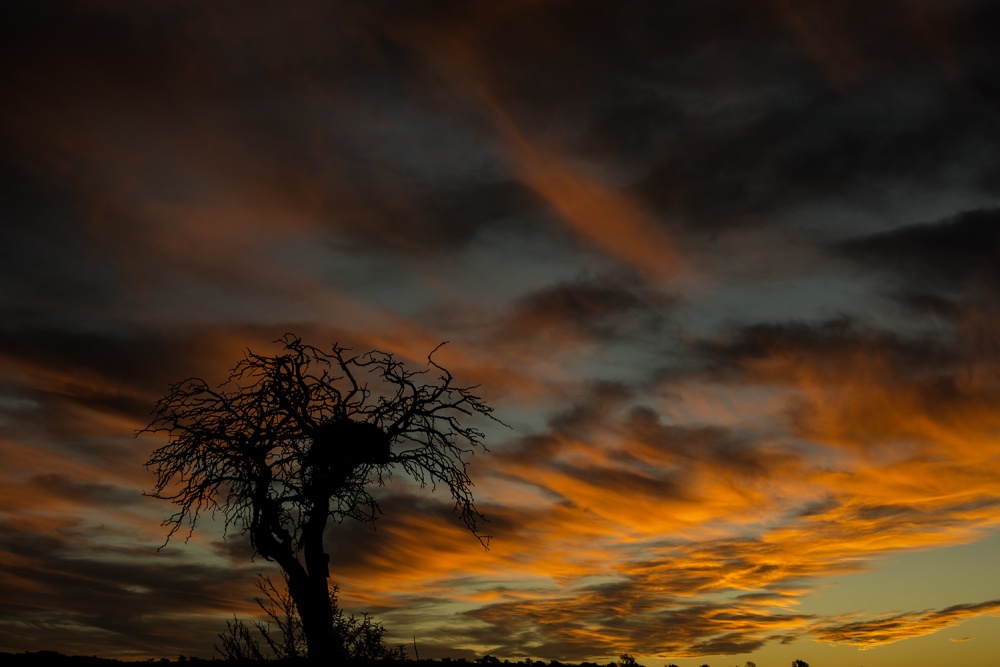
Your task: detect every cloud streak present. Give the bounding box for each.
[813,600,1000,650]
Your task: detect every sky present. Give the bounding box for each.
[2,1,1000,665]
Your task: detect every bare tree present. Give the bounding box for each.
[142,334,502,662]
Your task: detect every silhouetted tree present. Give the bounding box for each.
[790,660,809,667]
[143,334,502,663]
[215,615,266,662]
[617,654,643,667]
[228,573,307,660]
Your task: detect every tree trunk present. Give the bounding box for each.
[255,524,339,663]
[251,467,339,663]
[298,474,337,662]
[286,570,340,663]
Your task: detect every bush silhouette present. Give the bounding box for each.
[216,573,404,661]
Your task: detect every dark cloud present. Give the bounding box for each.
[502,274,673,348]
[0,325,341,438]
[4,0,998,295]
[0,328,232,435]
[340,180,545,255]
[0,158,129,324]
[431,0,1000,231]
[697,317,959,381]
[0,518,263,658]
[836,207,1000,291]
[467,593,809,659]
[619,405,789,478]
[27,474,137,507]
[546,380,637,437]
[210,534,257,566]
[685,632,771,656]
[0,0,546,265]
[812,599,1000,649]
[831,211,1000,371]
[0,328,216,390]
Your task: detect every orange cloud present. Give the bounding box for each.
[395,16,684,280]
[506,137,684,278]
[322,310,1000,659]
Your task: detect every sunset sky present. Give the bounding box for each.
[3,2,1000,665]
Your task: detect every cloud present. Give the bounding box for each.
[27,474,138,507]
[0,515,267,659]
[0,326,285,439]
[696,316,1000,452]
[465,593,808,660]
[309,350,999,658]
[812,599,1000,649]
[836,207,1000,291]
[596,1,1000,231]
[358,307,1000,658]
[498,273,674,351]
[390,4,688,278]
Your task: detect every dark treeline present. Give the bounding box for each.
[0,653,808,667]
[0,654,627,667]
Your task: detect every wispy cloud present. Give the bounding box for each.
[812,600,1000,649]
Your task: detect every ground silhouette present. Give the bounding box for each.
[1,652,814,667]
